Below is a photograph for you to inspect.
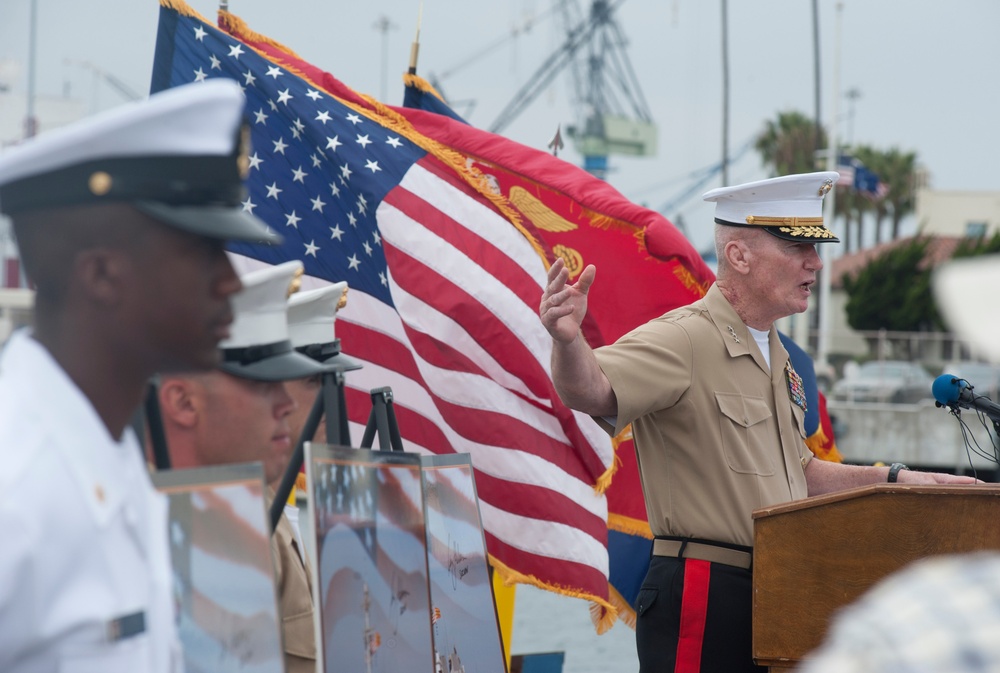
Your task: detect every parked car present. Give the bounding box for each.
[939,361,1000,401]
[831,360,935,403]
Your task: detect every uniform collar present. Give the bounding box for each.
[2,330,132,526]
[704,284,776,374]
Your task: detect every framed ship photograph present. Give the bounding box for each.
[421,453,507,673]
[152,463,284,673]
[306,444,435,673]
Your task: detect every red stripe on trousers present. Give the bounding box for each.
[674,559,711,673]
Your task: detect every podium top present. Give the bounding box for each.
[753,483,1000,520]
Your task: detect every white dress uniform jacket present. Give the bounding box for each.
[0,331,180,673]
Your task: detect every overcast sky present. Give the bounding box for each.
[2,0,998,254]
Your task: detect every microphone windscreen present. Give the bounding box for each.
[932,374,963,405]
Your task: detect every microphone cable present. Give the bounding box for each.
[949,401,1000,482]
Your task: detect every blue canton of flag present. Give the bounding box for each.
[152,12,421,307]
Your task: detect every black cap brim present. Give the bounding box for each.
[135,201,281,244]
[219,349,328,382]
[715,218,839,243]
[763,226,839,243]
[314,351,364,373]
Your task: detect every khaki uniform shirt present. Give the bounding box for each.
[272,507,317,673]
[594,284,812,547]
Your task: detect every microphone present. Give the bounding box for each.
[932,373,1000,422]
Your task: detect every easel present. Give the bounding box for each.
[267,377,403,533]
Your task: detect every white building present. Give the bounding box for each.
[915,188,1000,238]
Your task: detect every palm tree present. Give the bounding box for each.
[755,111,827,177]
[853,145,891,245]
[831,154,875,254]
[880,148,919,239]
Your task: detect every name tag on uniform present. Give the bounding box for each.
[106,611,146,642]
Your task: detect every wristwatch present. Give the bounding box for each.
[887,462,909,483]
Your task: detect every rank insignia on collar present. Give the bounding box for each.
[785,361,807,411]
[727,325,741,343]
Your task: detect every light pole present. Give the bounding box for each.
[24,0,39,138]
[373,15,397,102]
[817,1,844,371]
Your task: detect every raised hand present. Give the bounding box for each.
[539,258,596,344]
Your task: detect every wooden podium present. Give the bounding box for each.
[752,483,1000,671]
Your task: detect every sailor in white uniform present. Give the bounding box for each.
[0,79,278,672]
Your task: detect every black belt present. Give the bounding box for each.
[652,538,752,570]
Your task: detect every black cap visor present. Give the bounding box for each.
[714,218,839,243]
[136,201,281,244]
[220,345,328,382]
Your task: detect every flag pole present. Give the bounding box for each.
[408,0,423,75]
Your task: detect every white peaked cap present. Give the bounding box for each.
[0,79,277,244]
[934,254,1000,363]
[703,171,840,243]
[287,281,363,372]
[222,261,302,349]
[218,261,326,382]
[288,282,348,348]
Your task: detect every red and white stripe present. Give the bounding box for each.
[233,154,614,601]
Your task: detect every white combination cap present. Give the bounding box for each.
[288,282,363,373]
[703,171,840,242]
[219,261,327,381]
[0,79,278,245]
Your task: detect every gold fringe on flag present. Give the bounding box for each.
[286,471,308,506]
[805,428,844,462]
[607,512,653,539]
[488,554,619,634]
[672,263,710,298]
[604,584,637,630]
[401,73,448,102]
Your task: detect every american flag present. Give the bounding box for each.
[152,1,615,612]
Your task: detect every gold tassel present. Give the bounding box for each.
[593,451,620,495]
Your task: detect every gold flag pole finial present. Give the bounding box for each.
[408,0,424,74]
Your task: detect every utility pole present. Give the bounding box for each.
[720,0,730,186]
[373,15,397,102]
[844,87,862,145]
[24,0,39,138]
[812,0,821,162]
